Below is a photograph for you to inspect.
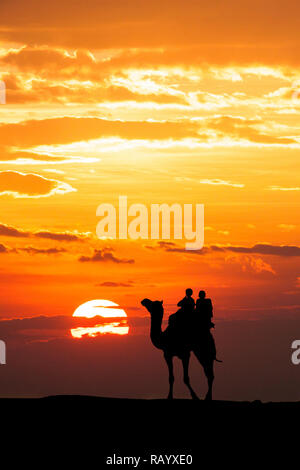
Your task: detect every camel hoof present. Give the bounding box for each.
[167,394,173,400]
[191,394,200,401]
[205,393,212,401]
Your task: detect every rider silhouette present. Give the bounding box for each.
[177,288,195,313]
[195,290,215,329]
[168,288,195,338]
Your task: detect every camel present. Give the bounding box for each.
[141,298,218,400]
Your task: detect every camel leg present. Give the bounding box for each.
[203,361,214,401]
[193,349,214,401]
[182,353,199,400]
[164,352,174,399]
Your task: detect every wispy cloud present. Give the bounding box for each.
[268,186,300,191]
[199,178,244,188]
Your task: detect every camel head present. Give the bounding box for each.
[141,298,164,318]
[141,299,164,351]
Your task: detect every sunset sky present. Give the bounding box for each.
[0,1,299,401]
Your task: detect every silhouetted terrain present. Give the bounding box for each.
[1,396,299,467]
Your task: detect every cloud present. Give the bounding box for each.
[79,248,134,264]
[0,314,131,340]
[0,243,9,253]
[0,243,67,256]
[1,1,300,66]
[268,186,300,191]
[150,242,300,257]
[96,281,134,287]
[2,47,300,117]
[0,171,76,198]
[205,116,297,145]
[19,246,67,255]
[226,254,276,275]
[0,115,298,165]
[216,244,300,257]
[0,222,88,242]
[0,117,200,148]
[0,66,188,106]
[144,241,177,251]
[277,224,296,231]
[34,231,86,241]
[0,145,84,164]
[199,178,244,188]
[1,47,94,71]
[0,117,203,163]
[0,223,30,238]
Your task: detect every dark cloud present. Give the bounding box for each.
[145,241,177,251]
[0,222,87,242]
[0,314,133,339]
[150,242,300,257]
[0,243,67,256]
[0,243,9,253]
[34,231,85,242]
[212,244,300,257]
[20,246,67,255]
[79,248,134,264]
[0,223,30,238]
[96,281,134,287]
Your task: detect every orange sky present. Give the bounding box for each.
[0,0,299,400]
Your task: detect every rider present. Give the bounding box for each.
[177,288,195,313]
[168,288,195,339]
[195,290,215,330]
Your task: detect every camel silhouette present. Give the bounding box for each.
[141,298,217,400]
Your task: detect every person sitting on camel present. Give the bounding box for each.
[195,290,215,330]
[177,288,195,313]
[167,288,195,336]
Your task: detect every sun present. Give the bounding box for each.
[71,299,129,338]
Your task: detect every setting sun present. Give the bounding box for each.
[71,299,129,338]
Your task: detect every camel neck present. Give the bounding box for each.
[150,313,163,349]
